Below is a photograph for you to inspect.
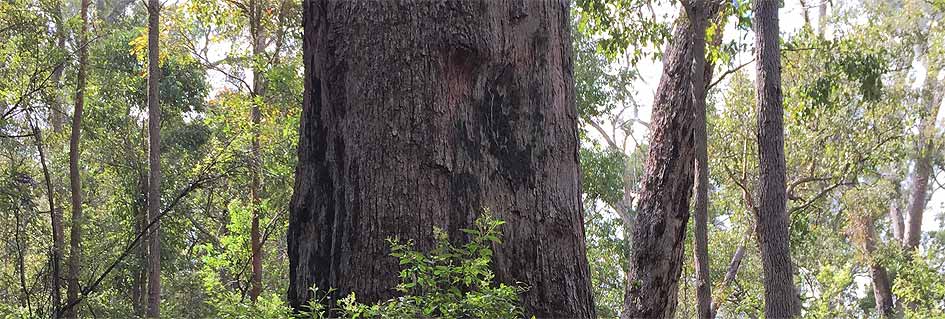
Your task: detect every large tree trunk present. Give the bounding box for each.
[249,0,265,302]
[289,1,595,317]
[753,0,802,317]
[621,10,698,318]
[903,74,942,251]
[64,0,90,316]
[145,0,162,317]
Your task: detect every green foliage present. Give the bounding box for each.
[299,212,526,319]
[891,252,945,318]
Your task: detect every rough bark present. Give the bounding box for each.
[621,11,696,319]
[64,0,90,316]
[289,1,595,317]
[249,0,265,302]
[687,1,712,318]
[753,0,802,317]
[145,0,162,317]
[903,75,942,251]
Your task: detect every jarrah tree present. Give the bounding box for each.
[753,0,802,316]
[288,0,595,317]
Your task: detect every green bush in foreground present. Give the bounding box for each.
[300,212,526,319]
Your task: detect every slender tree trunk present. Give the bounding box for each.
[249,0,265,302]
[753,1,802,317]
[903,74,942,251]
[64,0,90,316]
[711,227,752,317]
[290,1,595,317]
[689,1,712,317]
[49,0,67,133]
[29,111,63,318]
[128,125,149,317]
[145,0,163,317]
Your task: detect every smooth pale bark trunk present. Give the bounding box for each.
[64,0,90,316]
[249,1,265,301]
[688,1,712,318]
[753,0,802,317]
[903,74,942,251]
[622,9,697,318]
[290,1,595,317]
[145,0,162,317]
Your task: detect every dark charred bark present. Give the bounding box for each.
[753,0,802,317]
[145,0,162,316]
[64,0,90,316]
[622,10,697,319]
[289,1,595,317]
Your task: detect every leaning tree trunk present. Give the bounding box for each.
[621,8,701,318]
[621,3,722,316]
[753,0,802,317]
[145,0,162,316]
[289,0,595,317]
[64,0,90,316]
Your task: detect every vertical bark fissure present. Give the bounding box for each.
[753,0,802,316]
[64,0,90,316]
[145,0,163,316]
[289,1,595,317]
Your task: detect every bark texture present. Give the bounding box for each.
[64,0,90,316]
[753,0,802,316]
[289,0,595,317]
[688,1,712,318]
[622,12,696,319]
[145,0,162,316]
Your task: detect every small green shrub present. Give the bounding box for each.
[299,212,526,318]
